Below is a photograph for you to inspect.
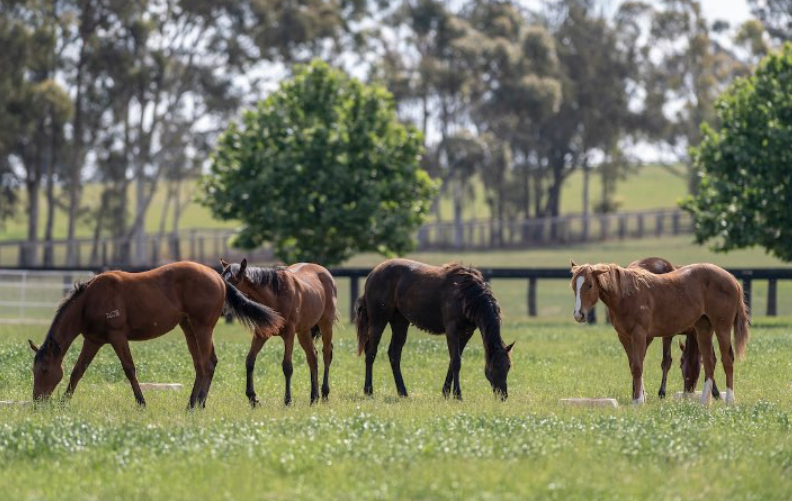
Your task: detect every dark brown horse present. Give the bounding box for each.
[29,261,283,408]
[571,261,749,405]
[355,258,513,400]
[220,258,337,405]
[629,257,720,399]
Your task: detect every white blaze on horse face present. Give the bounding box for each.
[700,379,713,405]
[574,276,585,321]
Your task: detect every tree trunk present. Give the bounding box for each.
[24,178,40,267]
[582,159,590,240]
[42,138,57,267]
[65,39,87,267]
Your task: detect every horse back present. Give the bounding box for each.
[364,259,454,334]
[285,263,338,326]
[83,262,225,339]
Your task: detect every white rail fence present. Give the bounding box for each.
[0,269,95,324]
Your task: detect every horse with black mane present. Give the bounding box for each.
[355,258,513,400]
[29,261,283,408]
[220,258,337,406]
[629,257,720,399]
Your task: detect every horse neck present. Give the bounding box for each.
[475,310,505,361]
[45,295,84,360]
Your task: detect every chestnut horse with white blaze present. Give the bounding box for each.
[29,261,284,408]
[355,258,513,400]
[570,261,749,405]
[220,258,337,406]
[628,257,720,399]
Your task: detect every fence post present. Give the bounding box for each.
[767,278,777,317]
[349,275,360,322]
[672,212,680,235]
[637,214,644,238]
[618,216,627,240]
[527,277,537,317]
[655,213,663,236]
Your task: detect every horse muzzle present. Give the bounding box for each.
[573,311,586,323]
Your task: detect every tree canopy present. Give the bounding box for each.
[682,43,792,261]
[200,60,438,265]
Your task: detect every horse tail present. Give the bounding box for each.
[355,297,368,356]
[733,285,751,360]
[311,325,321,341]
[224,282,284,338]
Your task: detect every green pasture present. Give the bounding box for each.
[1,317,792,500]
[0,165,688,241]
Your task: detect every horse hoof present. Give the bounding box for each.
[658,391,666,399]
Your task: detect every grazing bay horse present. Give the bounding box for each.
[220,258,337,406]
[570,261,749,405]
[29,261,283,408]
[629,257,720,399]
[355,258,513,400]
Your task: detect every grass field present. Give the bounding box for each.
[1,317,792,500]
[1,165,688,241]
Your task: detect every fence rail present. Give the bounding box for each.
[0,209,693,269]
[2,266,788,325]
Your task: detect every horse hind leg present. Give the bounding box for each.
[714,324,735,404]
[180,320,217,409]
[297,330,320,404]
[363,317,389,397]
[695,319,717,406]
[318,318,334,400]
[387,314,410,397]
[658,337,673,399]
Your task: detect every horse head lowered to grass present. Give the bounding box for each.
[355,258,514,400]
[29,261,283,408]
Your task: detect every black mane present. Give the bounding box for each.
[245,265,284,295]
[447,264,505,357]
[36,279,93,361]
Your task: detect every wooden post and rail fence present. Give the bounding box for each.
[0,208,693,269]
[4,265,790,324]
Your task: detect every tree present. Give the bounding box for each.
[681,44,792,261]
[200,60,438,265]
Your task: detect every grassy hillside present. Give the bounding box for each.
[1,165,688,241]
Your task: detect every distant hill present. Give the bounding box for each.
[0,165,688,241]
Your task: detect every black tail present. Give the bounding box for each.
[311,325,321,341]
[224,282,284,338]
[355,297,368,356]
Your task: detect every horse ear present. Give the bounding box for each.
[28,339,39,353]
[220,258,229,268]
[239,258,248,275]
[570,259,578,268]
[505,341,515,353]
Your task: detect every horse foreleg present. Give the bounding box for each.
[630,332,647,405]
[443,329,474,397]
[387,315,410,397]
[65,338,102,398]
[109,334,146,407]
[282,328,295,405]
[297,331,320,404]
[444,330,463,400]
[658,337,673,399]
[245,335,268,407]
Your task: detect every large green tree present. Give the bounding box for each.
[200,60,438,265]
[682,44,792,261]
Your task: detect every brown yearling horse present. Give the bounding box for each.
[220,258,337,405]
[355,258,513,400]
[629,257,720,399]
[28,261,283,408]
[570,261,749,405]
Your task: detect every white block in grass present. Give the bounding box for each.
[559,398,619,408]
[139,383,183,391]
